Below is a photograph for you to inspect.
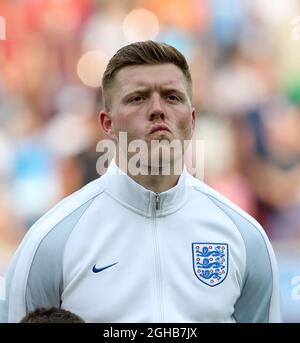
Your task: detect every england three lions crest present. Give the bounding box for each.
[192,243,229,287]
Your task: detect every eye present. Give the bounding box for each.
[166,94,181,102]
[128,95,146,103]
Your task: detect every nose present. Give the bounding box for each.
[148,93,165,121]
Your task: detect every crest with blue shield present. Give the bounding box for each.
[192,243,228,287]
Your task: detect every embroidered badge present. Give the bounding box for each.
[192,243,228,287]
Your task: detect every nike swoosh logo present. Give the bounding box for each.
[92,262,118,273]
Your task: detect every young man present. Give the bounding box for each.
[0,41,281,323]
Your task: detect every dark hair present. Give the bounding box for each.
[102,40,192,110]
[20,307,85,323]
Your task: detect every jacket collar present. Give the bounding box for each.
[102,159,190,216]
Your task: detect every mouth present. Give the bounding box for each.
[149,125,171,135]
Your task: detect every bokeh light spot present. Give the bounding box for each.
[123,8,159,43]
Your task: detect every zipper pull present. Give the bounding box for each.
[155,193,160,211]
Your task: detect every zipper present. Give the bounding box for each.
[155,193,161,211]
[152,192,163,322]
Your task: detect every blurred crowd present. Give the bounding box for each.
[1,0,300,280]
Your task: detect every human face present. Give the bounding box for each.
[100,63,195,168]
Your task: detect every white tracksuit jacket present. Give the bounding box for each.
[0,160,281,322]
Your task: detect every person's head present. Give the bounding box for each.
[20,307,85,323]
[100,40,196,173]
[102,40,193,111]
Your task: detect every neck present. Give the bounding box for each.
[116,155,183,193]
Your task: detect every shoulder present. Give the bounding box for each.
[187,173,279,285]
[4,177,107,322]
[14,176,106,276]
[187,174,281,323]
[14,175,107,262]
[14,176,107,270]
[186,174,278,274]
[25,176,106,243]
[187,174,268,245]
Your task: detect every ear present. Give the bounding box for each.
[191,108,196,133]
[99,111,116,140]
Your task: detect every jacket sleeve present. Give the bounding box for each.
[0,226,64,323]
[232,229,281,323]
[204,193,281,322]
[0,198,94,323]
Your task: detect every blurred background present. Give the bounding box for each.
[1,0,300,322]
